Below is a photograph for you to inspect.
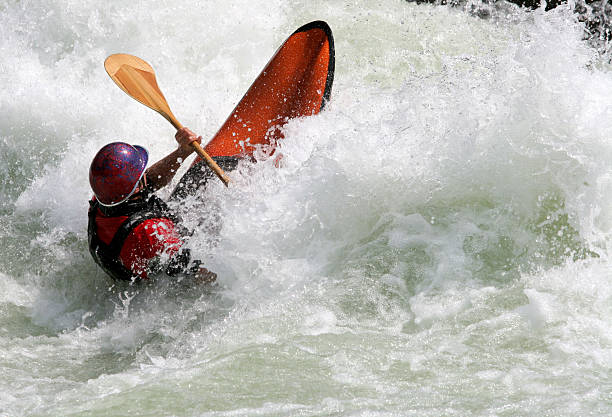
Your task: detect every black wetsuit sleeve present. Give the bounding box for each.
[165,248,202,276]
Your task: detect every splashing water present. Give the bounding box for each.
[1,0,612,416]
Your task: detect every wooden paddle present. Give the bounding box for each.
[104,53,231,186]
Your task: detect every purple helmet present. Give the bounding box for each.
[89,142,149,206]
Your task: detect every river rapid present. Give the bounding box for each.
[1,0,611,415]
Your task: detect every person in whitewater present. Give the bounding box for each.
[87,127,236,283]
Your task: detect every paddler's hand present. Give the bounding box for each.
[195,266,217,284]
[175,127,202,156]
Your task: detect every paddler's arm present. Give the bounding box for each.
[145,127,202,192]
[195,266,217,284]
[166,249,217,285]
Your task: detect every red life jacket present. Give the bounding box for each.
[88,194,189,281]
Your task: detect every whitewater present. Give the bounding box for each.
[1,0,611,415]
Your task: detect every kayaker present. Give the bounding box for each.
[87,127,235,283]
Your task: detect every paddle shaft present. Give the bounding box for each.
[166,117,231,187]
[119,64,231,187]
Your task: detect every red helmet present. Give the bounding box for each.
[89,142,149,206]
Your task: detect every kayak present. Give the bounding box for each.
[201,20,335,159]
[170,21,334,200]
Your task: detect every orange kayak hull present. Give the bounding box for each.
[203,21,335,158]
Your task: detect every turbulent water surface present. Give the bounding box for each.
[1,0,612,415]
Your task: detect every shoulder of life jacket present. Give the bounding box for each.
[88,195,201,281]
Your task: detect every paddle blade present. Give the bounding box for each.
[204,20,335,157]
[104,54,179,128]
[105,54,228,185]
